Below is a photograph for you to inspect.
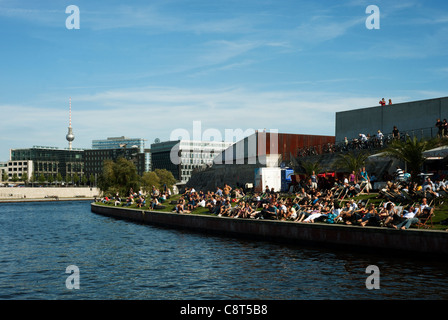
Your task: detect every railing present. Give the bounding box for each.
[296,126,441,158]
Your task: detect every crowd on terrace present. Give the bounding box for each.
[98,166,444,230]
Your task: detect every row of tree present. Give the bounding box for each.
[2,172,94,186]
[97,158,176,197]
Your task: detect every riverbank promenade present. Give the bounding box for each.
[0,186,99,202]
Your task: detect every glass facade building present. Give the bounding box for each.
[9,146,84,182]
[92,136,151,172]
[151,140,233,183]
[84,147,146,177]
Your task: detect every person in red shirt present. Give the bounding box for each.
[379,98,386,106]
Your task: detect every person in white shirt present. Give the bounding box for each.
[422,177,435,191]
[303,206,323,223]
[197,198,206,207]
[418,198,430,214]
[377,130,384,146]
[393,205,419,230]
[359,133,367,143]
[349,199,358,211]
[435,179,445,191]
[286,206,297,220]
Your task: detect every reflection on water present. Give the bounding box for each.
[0,201,447,300]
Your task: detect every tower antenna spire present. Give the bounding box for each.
[69,97,72,127]
[66,97,75,150]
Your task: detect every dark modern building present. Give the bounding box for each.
[92,136,151,172]
[84,146,146,178]
[9,146,85,182]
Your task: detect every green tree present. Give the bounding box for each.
[2,172,8,182]
[39,174,46,184]
[82,175,88,186]
[89,174,95,187]
[97,158,140,196]
[73,173,80,186]
[335,151,370,174]
[381,136,443,182]
[154,168,176,191]
[141,171,160,194]
[12,173,19,183]
[22,173,28,184]
[56,173,63,184]
[30,174,36,186]
[97,160,115,194]
[296,159,322,178]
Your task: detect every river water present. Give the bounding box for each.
[0,201,447,300]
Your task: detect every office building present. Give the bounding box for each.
[84,146,146,178]
[151,139,233,183]
[9,146,84,182]
[92,136,151,172]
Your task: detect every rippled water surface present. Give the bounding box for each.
[0,201,447,300]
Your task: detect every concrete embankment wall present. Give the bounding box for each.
[91,203,448,257]
[0,187,100,200]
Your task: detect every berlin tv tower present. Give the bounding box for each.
[66,97,75,150]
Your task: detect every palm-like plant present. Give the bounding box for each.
[297,159,322,178]
[381,136,443,182]
[335,150,370,174]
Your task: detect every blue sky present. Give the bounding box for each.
[1,0,448,161]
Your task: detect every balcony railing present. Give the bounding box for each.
[296,126,441,158]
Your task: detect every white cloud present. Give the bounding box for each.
[1,85,381,160]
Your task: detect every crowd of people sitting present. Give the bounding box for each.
[97,165,445,230]
[99,186,171,210]
[169,171,438,230]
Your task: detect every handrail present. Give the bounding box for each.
[296,126,441,158]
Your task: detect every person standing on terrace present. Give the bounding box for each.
[443,119,448,137]
[310,171,318,190]
[377,130,384,146]
[349,170,357,184]
[360,167,371,194]
[436,119,444,138]
[392,126,400,140]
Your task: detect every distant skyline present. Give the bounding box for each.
[1,0,448,161]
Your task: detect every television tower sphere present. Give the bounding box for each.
[66,129,75,142]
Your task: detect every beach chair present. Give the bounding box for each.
[400,190,414,203]
[395,206,404,217]
[417,207,434,229]
[380,190,399,202]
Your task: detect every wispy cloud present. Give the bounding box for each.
[0,85,379,160]
[0,2,265,35]
[0,6,61,26]
[289,16,364,44]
